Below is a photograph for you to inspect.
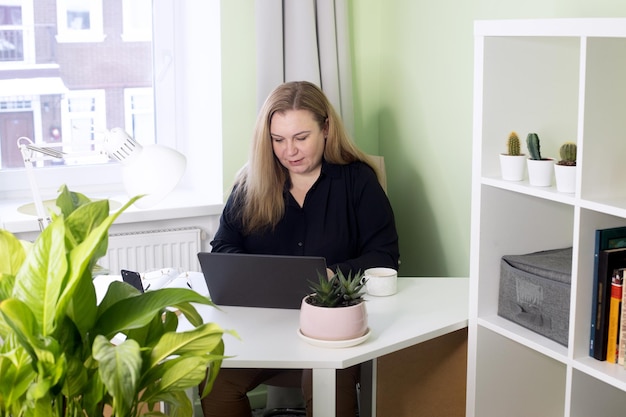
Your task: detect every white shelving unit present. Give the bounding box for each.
[467,19,626,417]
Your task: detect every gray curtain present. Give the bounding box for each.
[255,0,354,135]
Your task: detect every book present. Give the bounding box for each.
[619,269,626,365]
[590,226,626,359]
[606,269,623,363]
[591,246,626,361]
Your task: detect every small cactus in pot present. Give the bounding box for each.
[499,131,526,181]
[525,132,554,186]
[557,142,577,166]
[554,141,577,193]
[506,131,522,156]
[526,132,543,160]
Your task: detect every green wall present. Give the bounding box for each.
[221,0,626,277]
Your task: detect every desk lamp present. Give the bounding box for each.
[18,128,186,230]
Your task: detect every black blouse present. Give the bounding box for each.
[210,161,400,275]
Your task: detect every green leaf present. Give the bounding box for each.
[54,198,137,342]
[0,230,29,276]
[11,219,68,337]
[199,340,225,398]
[0,273,15,301]
[64,199,109,252]
[93,335,142,417]
[149,323,228,367]
[61,355,89,399]
[80,372,107,417]
[153,355,209,391]
[0,298,43,360]
[56,185,92,218]
[0,274,16,337]
[65,267,98,337]
[56,196,141,334]
[143,390,192,417]
[141,354,220,406]
[0,345,35,415]
[95,288,213,338]
[97,280,143,314]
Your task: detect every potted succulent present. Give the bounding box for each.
[499,131,526,181]
[526,132,554,186]
[299,270,368,342]
[554,142,577,193]
[0,186,231,417]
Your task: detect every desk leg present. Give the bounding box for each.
[312,368,336,417]
[371,358,377,417]
[359,359,377,417]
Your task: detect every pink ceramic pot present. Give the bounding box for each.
[299,296,368,341]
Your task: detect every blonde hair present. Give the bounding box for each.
[233,81,378,234]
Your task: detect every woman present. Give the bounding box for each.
[202,81,399,417]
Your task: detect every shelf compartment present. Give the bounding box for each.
[480,36,580,180]
[475,326,566,417]
[571,210,626,360]
[570,367,626,417]
[581,37,626,205]
[476,185,574,318]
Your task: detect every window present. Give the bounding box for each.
[121,0,151,42]
[60,89,108,165]
[124,87,155,145]
[0,1,223,204]
[55,0,105,43]
[0,0,34,64]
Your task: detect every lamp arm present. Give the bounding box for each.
[18,137,52,230]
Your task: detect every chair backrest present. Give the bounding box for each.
[367,154,387,193]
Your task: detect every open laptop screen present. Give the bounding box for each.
[197,252,327,309]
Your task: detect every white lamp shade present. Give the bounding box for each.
[103,128,186,208]
[122,145,186,208]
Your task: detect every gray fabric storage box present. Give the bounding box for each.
[498,247,572,346]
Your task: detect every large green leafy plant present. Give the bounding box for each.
[0,186,231,417]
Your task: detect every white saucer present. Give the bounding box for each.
[297,328,371,348]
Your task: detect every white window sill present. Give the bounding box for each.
[0,189,224,234]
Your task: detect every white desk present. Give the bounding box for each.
[95,274,468,416]
[182,274,469,417]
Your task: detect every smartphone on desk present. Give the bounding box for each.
[121,269,144,292]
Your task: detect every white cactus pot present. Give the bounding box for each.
[499,154,526,181]
[527,158,554,187]
[554,164,577,193]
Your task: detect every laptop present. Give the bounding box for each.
[197,252,327,309]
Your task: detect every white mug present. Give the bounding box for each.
[363,267,397,296]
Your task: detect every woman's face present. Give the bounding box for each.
[270,109,327,178]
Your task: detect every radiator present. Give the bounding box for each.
[99,227,203,274]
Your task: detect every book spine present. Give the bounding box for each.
[619,269,626,365]
[606,271,623,363]
[590,229,602,357]
[593,250,612,361]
